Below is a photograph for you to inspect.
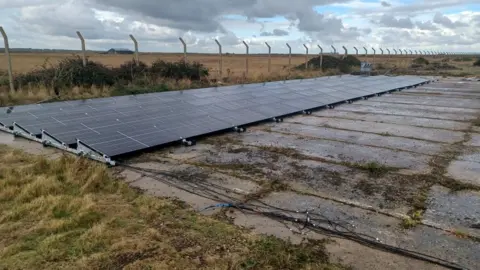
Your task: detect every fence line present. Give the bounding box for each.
[1,26,480,91]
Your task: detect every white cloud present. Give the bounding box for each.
[0,0,478,53]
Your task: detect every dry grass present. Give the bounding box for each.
[0,145,346,270]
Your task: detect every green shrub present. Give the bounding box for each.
[297,55,361,72]
[150,60,209,81]
[14,56,115,89]
[413,57,429,65]
[11,56,210,90]
[113,60,149,83]
[473,59,480,66]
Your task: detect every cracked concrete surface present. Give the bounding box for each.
[2,78,480,269]
[116,78,480,269]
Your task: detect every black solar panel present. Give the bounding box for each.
[0,75,430,159]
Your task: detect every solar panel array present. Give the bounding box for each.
[0,75,430,159]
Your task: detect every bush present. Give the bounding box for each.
[14,56,115,89]
[150,60,209,81]
[473,59,480,66]
[12,56,210,91]
[297,55,361,72]
[113,60,149,84]
[413,57,429,65]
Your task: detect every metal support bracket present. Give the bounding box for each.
[13,122,39,141]
[77,139,116,166]
[233,126,246,133]
[181,138,196,146]
[273,117,283,123]
[41,130,67,149]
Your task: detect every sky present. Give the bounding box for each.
[0,0,479,54]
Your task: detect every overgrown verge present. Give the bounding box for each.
[0,146,347,270]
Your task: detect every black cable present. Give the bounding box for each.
[117,162,470,270]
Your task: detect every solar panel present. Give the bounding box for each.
[0,75,431,161]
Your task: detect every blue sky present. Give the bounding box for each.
[0,0,479,53]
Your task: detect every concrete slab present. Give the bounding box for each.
[285,116,465,144]
[466,134,480,147]
[424,185,480,238]
[312,109,469,131]
[371,94,480,109]
[267,122,445,155]
[258,191,480,270]
[241,130,432,173]
[330,103,477,122]
[355,100,480,115]
[446,159,480,186]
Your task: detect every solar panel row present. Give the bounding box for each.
[0,75,430,159]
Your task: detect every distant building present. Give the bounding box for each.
[107,48,134,55]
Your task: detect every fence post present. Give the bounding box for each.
[317,45,323,69]
[303,44,309,69]
[0,26,14,92]
[243,41,249,76]
[331,45,337,55]
[179,37,187,62]
[363,46,367,57]
[379,48,384,55]
[129,34,139,66]
[76,31,86,67]
[353,46,358,55]
[215,39,222,77]
[386,48,390,57]
[265,42,271,73]
[372,48,376,66]
[342,46,347,59]
[286,43,292,66]
[393,49,397,55]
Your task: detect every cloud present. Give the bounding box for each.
[415,20,438,31]
[378,14,414,29]
[260,29,289,36]
[433,12,468,29]
[380,1,391,7]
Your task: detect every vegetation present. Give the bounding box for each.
[473,58,480,67]
[11,56,209,90]
[412,57,429,65]
[0,146,347,270]
[297,55,361,73]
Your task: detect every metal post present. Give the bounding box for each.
[129,34,139,66]
[353,46,358,55]
[265,42,271,73]
[342,46,348,59]
[386,48,390,56]
[0,26,14,92]
[243,41,249,76]
[318,45,323,70]
[363,46,367,57]
[399,49,403,56]
[331,45,337,55]
[372,48,376,66]
[179,37,187,62]
[380,48,384,55]
[393,49,397,55]
[76,31,86,67]
[303,44,309,69]
[215,39,222,77]
[286,43,292,66]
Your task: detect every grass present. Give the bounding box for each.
[0,145,347,270]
